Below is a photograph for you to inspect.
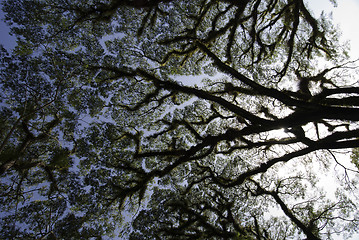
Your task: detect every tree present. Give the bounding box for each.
[1,0,359,239]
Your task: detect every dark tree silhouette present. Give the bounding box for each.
[1,0,359,239]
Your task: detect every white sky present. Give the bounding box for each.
[308,0,359,59]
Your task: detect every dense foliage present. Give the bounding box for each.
[1,0,359,239]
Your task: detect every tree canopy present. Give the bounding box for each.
[1,0,359,239]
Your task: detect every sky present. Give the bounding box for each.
[308,0,359,59]
[0,1,16,50]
